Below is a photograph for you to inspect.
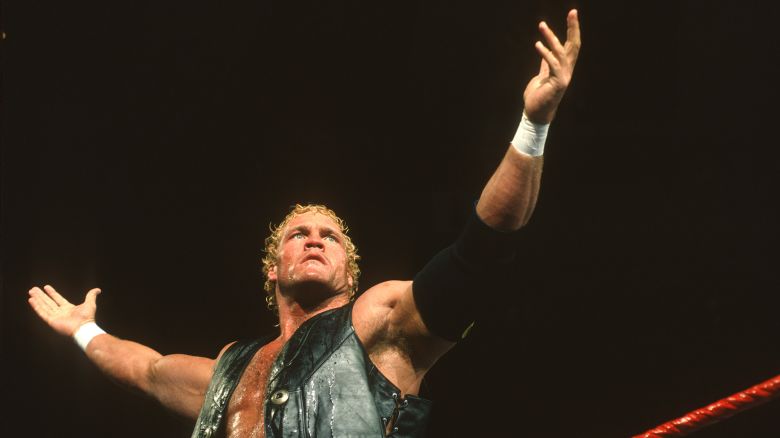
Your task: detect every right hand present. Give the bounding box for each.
[28,285,101,336]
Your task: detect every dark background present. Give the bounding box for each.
[3,0,779,437]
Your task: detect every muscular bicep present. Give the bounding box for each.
[354,281,454,374]
[147,354,215,420]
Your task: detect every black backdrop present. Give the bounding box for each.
[3,1,780,437]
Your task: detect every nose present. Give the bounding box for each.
[304,235,324,250]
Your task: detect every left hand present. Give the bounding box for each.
[523,9,582,124]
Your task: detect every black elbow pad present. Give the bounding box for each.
[412,208,519,342]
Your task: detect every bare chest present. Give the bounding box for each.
[225,342,283,438]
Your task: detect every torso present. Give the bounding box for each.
[220,280,451,438]
[224,338,284,438]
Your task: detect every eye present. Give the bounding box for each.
[324,234,339,243]
[292,232,305,239]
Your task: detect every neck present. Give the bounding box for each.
[275,290,350,341]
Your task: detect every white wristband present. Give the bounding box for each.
[73,321,106,351]
[511,113,549,157]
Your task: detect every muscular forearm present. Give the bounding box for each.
[29,286,212,419]
[476,146,543,231]
[475,9,580,231]
[85,333,163,394]
[85,334,211,418]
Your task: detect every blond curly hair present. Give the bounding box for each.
[262,204,361,310]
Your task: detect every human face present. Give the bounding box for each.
[268,212,353,299]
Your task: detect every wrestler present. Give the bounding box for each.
[28,10,580,437]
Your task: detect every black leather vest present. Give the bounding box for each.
[192,304,432,437]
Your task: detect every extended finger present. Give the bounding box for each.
[29,287,57,311]
[534,41,561,74]
[28,293,54,321]
[539,21,566,61]
[85,288,102,306]
[539,58,550,77]
[43,284,70,306]
[566,9,582,52]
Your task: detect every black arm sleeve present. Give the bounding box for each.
[412,206,519,342]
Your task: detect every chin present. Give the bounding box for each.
[284,278,341,305]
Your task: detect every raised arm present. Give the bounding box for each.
[28,285,214,419]
[477,9,581,230]
[355,11,582,388]
[409,9,581,341]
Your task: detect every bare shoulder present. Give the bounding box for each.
[352,280,412,346]
[353,280,453,371]
[354,280,411,312]
[208,341,238,374]
[217,341,238,361]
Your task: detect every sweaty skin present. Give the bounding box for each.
[27,10,581,438]
[223,212,446,437]
[220,282,440,437]
[225,339,284,437]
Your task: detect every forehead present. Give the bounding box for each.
[284,211,342,233]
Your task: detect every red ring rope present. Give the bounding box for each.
[633,374,780,437]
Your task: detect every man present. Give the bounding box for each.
[28,10,581,437]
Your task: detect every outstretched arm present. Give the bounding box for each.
[477,9,581,230]
[356,11,583,384]
[28,285,214,419]
[409,10,582,341]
